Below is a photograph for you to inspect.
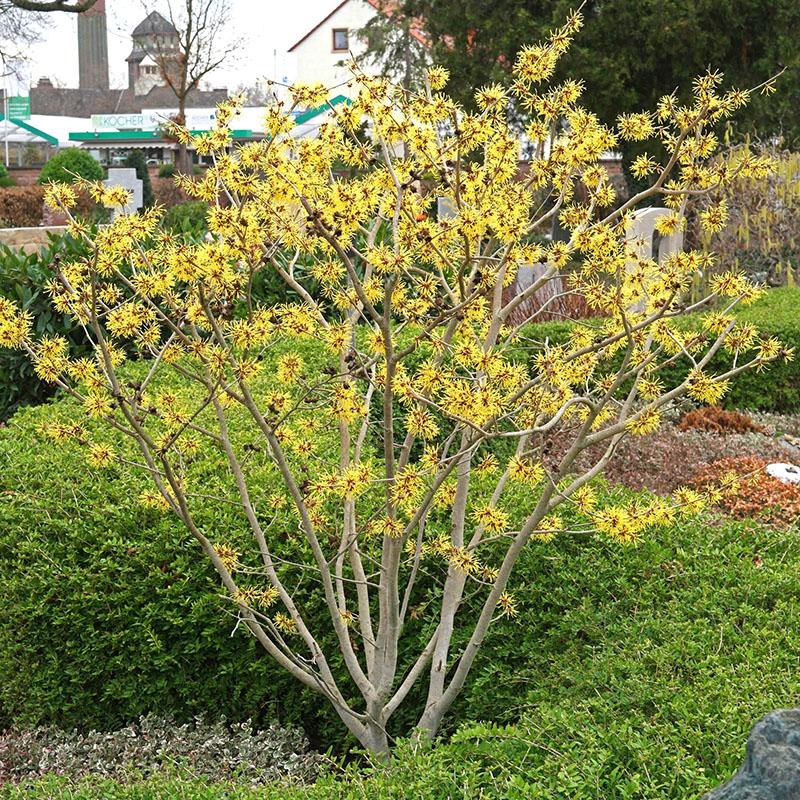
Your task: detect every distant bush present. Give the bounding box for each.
[0,231,97,418]
[677,406,765,434]
[0,186,45,227]
[0,715,321,786]
[0,163,14,188]
[151,176,190,208]
[158,163,175,178]
[161,200,209,238]
[686,145,800,289]
[38,149,103,185]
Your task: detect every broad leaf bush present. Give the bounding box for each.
[38,149,103,185]
[0,12,790,752]
[0,233,97,419]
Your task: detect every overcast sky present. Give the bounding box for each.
[14,0,337,93]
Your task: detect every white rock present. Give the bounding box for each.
[765,463,800,484]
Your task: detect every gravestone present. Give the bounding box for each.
[502,262,567,326]
[624,207,684,310]
[625,206,683,264]
[103,167,143,217]
[436,196,458,221]
[765,463,800,485]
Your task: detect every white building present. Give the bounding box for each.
[287,0,378,96]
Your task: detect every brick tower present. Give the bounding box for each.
[78,0,109,91]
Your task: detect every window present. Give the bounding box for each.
[332,28,349,51]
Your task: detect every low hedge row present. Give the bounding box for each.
[519,287,800,413]
[0,187,47,228]
[2,344,800,798]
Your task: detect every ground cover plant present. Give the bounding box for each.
[0,715,320,786]
[2,500,800,798]
[0,12,791,754]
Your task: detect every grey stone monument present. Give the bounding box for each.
[702,709,800,799]
[624,206,684,310]
[103,167,143,217]
[436,196,458,221]
[625,206,684,264]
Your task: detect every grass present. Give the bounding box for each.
[3,504,799,798]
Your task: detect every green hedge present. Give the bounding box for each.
[518,287,800,413]
[0,232,97,420]
[2,291,800,797]
[0,341,346,743]
[2,355,800,797]
[4,506,800,799]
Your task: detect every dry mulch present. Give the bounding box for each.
[542,407,800,498]
[691,455,800,528]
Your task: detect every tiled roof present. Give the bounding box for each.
[132,11,177,39]
[288,0,428,52]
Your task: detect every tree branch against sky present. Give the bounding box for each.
[0,0,98,79]
[8,0,97,10]
[0,2,48,78]
[141,0,240,173]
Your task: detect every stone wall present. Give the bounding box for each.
[0,226,68,252]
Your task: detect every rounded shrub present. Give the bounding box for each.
[0,163,15,187]
[38,148,104,185]
[2,331,800,773]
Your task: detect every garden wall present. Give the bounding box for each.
[0,225,68,252]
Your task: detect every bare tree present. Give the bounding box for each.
[140,0,238,174]
[8,0,97,10]
[0,2,46,77]
[0,0,99,79]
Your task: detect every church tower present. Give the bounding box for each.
[77,0,110,91]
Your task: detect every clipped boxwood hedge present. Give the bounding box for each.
[1,290,799,796]
[0,342,349,746]
[518,287,800,413]
[2,340,800,790]
[3,512,800,799]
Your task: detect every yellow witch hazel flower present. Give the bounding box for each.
[592,505,644,545]
[0,5,791,752]
[473,504,509,534]
[43,182,77,210]
[331,383,363,423]
[508,455,544,485]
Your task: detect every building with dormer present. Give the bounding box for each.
[30,5,226,118]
